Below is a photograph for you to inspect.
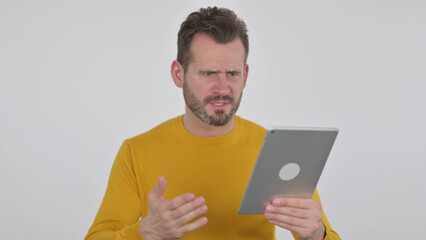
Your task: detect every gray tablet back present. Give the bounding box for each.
[238,127,338,214]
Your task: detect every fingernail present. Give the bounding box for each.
[273,199,280,206]
[187,194,195,201]
[265,213,273,218]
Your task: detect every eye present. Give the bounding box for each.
[227,71,239,77]
[202,71,217,78]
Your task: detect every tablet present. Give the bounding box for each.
[238,127,338,214]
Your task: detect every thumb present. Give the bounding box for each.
[150,175,167,198]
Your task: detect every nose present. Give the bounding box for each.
[213,72,230,95]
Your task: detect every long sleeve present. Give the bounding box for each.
[291,189,341,240]
[85,140,145,240]
[85,116,340,239]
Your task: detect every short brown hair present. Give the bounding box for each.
[177,7,249,71]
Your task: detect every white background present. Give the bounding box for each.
[1,0,425,239]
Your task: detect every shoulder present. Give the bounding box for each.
[126,116,180,147]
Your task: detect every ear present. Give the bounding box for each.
[171,60,184,88]
[243,64,249,88]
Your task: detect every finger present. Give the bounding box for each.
[264,204,310,219]
[269,219,294,231]
[163,192,197,211]
[171,196,205,218]
[272,198,321,210]
[267,214,308,229]
[175,199,207,225]
[180,217,208,234]
[269,219,303,232]
[269,219,321,239]
[149,175,167,199]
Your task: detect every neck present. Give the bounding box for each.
[182,108,235,137]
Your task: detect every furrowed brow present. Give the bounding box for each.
[199,70,218,74]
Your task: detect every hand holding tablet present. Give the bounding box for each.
[239,127,338,215]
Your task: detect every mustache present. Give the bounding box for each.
[203,95,234,105]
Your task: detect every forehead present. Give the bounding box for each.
[188,33,246,70]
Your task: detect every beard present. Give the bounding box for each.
[183,80,242,126]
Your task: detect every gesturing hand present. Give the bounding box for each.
[139,175,208,240]
[264,198,325,240]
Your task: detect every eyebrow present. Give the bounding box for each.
[199,70,218,74]
[199,70,242,74]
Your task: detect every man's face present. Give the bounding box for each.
[182,33,248,126]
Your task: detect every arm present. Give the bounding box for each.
[85,141,208,240]
[85,140,144,240]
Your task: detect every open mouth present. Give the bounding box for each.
[212,102,226,106]
[210,101,229,109]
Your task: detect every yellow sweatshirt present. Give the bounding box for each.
[85,115,341,240]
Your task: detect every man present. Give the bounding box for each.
[86,7,340,240]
